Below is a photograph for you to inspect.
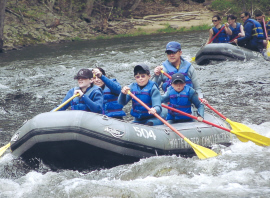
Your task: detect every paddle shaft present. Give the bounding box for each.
[128,91,185,139]
[53,93,80,112]
[198,98,227,120]
[190,25,226,61]
[229,35,239,42]
[208,25,226,44]
[262,17,268,39]
[162,104,230,132]
[160,70,171,79]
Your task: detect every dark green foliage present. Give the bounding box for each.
[211,0,270,17]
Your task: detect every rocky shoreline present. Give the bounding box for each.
[2,1,213,52]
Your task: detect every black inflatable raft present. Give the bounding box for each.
[195,43,260,65]
[10,111,232,169]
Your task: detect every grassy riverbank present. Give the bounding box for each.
[94,24,211,40]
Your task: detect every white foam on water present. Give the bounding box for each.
[0,84,9,89]
[0,153,14,164]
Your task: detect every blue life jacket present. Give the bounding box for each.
[212,24,230,43]
[130,81,156,119]
[103,85,126,117]
[71,85,100,111]
[229,22,241,41]
[162,59,193,92]
[244,18,264,39]
[166,85,192,121]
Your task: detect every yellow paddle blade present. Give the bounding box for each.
[184,138,218,159]
[0,143,11,157]
[231,130,270,146]
[226,118,270,146]
[226,118,257,133]
[267,41,270,57]
[190,57,196,62]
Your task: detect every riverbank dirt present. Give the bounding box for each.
[2,1,218,51]
[125,1,217,34]
[131,9,216,33]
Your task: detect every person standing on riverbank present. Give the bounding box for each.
[232,12,264,52]
[153,41,208,104]
[227,14,245,41]
[205,15,232,44]
[93,67,126,119]
[118,64,163,126]
[55,68,103,113]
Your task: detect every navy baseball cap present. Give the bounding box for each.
[74,68,93,79]
[134,63,150,75]
[165,41,181,53]
[171,73,186,83]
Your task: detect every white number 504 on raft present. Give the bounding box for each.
[133,126,156,140]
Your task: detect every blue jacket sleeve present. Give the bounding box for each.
[117,84,132,106]
[161,89,170,103]
[238,22,253,43]
[189,88,204,118]
[82,87,103,113]
[150,85,162,114]
[55,88,74,111]
[153,63,168,88]
[101,75,121,95]
[187,64,203,98]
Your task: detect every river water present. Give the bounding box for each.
[0,31,270,198]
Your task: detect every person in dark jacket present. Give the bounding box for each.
[161,73,204,123]
[233,12,264,52]
[93,67,126,119]
[55,68,103,113]
[255,13,270,48]
[255,13,267,38]
[118,64,163,126]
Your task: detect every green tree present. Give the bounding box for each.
[211,0,270,16]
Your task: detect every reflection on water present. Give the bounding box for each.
[0,31,270,197]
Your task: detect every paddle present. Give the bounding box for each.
[53,93,80,112]
[159,69,270,146]
[229,35,239,43]
[262,17,270,57]
[162,104,270,147]
[199,99,270,146]
[0,93,80,157]
[208,25,226,44]
[0,143,11,157]
[266,40,270,57]
[127,90,218,159]
[160,69,171,79]
[191,25,226,62]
